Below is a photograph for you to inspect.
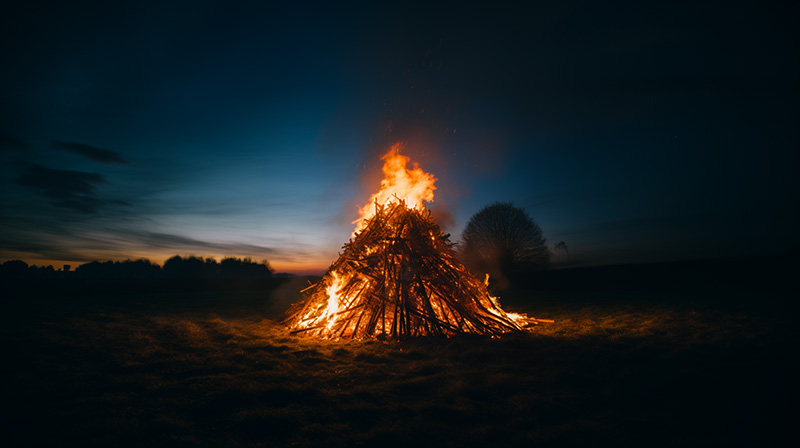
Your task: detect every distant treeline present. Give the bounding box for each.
[0,256,273,280]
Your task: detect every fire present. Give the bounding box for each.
[284,143,551,339]
[296,271,348,332]
[352,143,436,234]
[323,272,344,330]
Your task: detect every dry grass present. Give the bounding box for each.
[2,279,791,447]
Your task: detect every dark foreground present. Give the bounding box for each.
[2,278,792,447]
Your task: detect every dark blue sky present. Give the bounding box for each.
[1,0,797,273]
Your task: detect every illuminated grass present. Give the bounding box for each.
[3,282,790,447]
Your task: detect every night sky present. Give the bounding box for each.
[1,0,797,274]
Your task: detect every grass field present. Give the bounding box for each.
[2,278,792,447]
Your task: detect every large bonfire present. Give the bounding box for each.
[284,144,550,339]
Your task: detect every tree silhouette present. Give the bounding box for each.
[162,256,219,279]
[0,260,29,278]
[162,255,273,280]
[76,259,161,279]
[460,202,551,283]
[219,257,273,279]
[554,241,571,263]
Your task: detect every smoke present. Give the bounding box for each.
[318,36,517,237]
[430,206,455,233]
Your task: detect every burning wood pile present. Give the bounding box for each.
[284,145,550,339]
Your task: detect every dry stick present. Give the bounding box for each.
[336,281,371,338]
[350,294,370,339]
[431,288,459,331]
[399,255,411,338]
[289,200,534,338]
[389,250,399,338]
[396,248,406,337]
[381,239,388,337]
[291,281,325,323]
[448,290,475,331]
[299,283,317,293]
[449,270,520,332]
[364,296,379,337]
[390,221,409,337]
[443,283,508,334]
[415,276,445,336]
[290,323,329,334]
[400,225,413,336]
[318,302,366,333]
[364,243,387,336]
[428,263,458,334]
[402,250,413,337]
[427,280,470,327]
[409,253,448,334]
[414,275,434,336]
[352,231,378,337]
[403,304,462,334]
[417,260,450,332]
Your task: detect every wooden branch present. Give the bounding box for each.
[284,201,549,339]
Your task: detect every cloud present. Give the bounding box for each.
[0,133,31,151]
[0,219,310,266]
[132,231,279,255]
[125,231,320,265]
[0,235,92,263]
[15,163,130,213]
[52,140,129,164]
[0,218,96,262]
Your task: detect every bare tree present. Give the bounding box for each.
[460,202,551,283]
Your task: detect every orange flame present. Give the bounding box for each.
[352,143,436,234]
[323,271,344,330]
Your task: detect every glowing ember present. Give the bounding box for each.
[284,144,551,339]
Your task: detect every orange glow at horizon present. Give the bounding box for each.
[6,254,332,276]
[4,143,439,278]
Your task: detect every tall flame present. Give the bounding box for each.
[352,143,437,234]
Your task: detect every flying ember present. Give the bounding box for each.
[284,143,551,339]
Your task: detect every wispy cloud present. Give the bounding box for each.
[131,231,279,255]
[0,218,317,266]
[123,230,324,264]
[0,219,96,262]
[52,140,129,165]
[15,163,130,213]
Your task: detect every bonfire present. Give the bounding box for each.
[284,144,551,339]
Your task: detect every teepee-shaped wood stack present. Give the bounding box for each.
[284,200,547,339]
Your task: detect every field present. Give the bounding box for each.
[2,277,792,447]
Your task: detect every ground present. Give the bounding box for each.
[2,278,792,447]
